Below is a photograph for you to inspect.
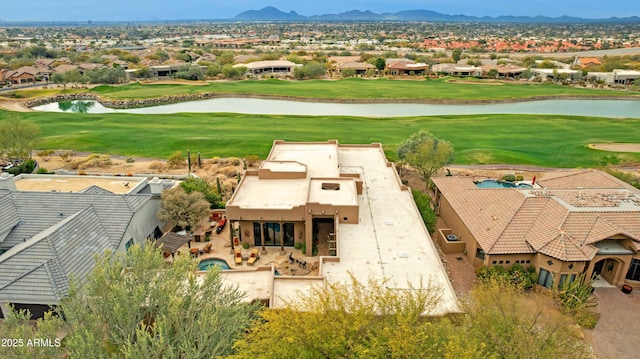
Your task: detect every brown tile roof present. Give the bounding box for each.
[537,170,629,189]
[434,170,640,261]
[432,176,524,251]
[340,62,375,70]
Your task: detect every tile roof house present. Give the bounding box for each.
[386,60,429,76]
[432,170,640,290]
[0,173,169,319]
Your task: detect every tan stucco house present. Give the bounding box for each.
[224,140,459,314]
[432,170,640,289]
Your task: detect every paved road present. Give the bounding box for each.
[592,287,640,359]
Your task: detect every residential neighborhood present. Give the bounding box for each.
[1,8,640,357]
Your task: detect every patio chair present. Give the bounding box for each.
[235,247,243,265]
[203,243,212,253]
[247,248,260,266]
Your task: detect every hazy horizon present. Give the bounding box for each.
[1,1,638,22]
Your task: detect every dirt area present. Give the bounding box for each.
[589,143,640,153]
[0,99,31,112]
[32,150,252,199]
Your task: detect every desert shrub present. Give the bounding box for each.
[219,165,238,178]
[502,173,516,182]
[516,175,524,181]
[36,167,50,174]
[148,161,165,172]
[126,157,135,163]
[7,159,36,175]
[242,242,250,249]
[411,189,436,233]
[554,272,596,314]
[229,157,241,166]
[476,263,537,289]
[59,151,75,163]
[244,155,260,166]
[208,156,221,164]
[167,151,186,169]
[604,168,640,189]
[36,149,55,162]
[294,242,302,250]
[574,309,600,329]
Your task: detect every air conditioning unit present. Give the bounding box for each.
[447,234,458,242]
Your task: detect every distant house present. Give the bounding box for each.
[233,60,296,76]
[54,64,79,74]
[531,68,581,81]
[386,60,429,76]
[0,173,172,319]
[339,62,375,76]
[480,64,527,78]
[432,63,482,77]
[77,63,107,75]
[575,57,602,68]
[432,170,640,290]
[0,66,52,84]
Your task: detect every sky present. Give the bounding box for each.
[2,0,639,21]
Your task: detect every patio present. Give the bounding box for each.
[162,219,319,276]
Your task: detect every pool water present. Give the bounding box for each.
[475,180,533,189]
[198,258,231,271]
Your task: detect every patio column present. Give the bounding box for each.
[229,220,235,255]
[279,219,285,255]
[260,221,267,255]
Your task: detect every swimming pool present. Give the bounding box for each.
[198,258,231,271]
[475,180,533,189]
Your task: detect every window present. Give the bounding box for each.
[506,260,510,264]
[526,260,531,264]
[475,248,485,260]
[253,222,294,247]
[537,268,554,288]
[492,261,497,264]
[559,274,576,288]
[499,260,503,264]
[626,259,640,281]
[125,238,134,251]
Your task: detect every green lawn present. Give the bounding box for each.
[4,110,639,168]
[88,78,640,101]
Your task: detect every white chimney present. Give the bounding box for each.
[149,177,163,196]
[0,173,17,191]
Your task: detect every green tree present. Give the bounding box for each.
[58,242,258,358]
[293,62,326,80]
[374,57,386,71]
[452,48,462,63]
[341,68,356,78]
[397,130,454,181]
[50,72,66,88]
[63,69,83,88]
[157,186,211,230]
[180,176,223,208]
[487,68,499,78]
[0,117,41,162]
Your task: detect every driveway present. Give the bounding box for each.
[592,287,640,359]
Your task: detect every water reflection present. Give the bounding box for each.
[58,100,95,113]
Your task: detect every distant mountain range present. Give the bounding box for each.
[234,6,640,23]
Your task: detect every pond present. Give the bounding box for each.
[31,98,640,118]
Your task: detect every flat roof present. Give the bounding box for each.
[261,161,306,174]
[14,174,147,194]
[268,142,340,178]
[230,176,309,209]
[322,146,459,315]
[308,178,357,206]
